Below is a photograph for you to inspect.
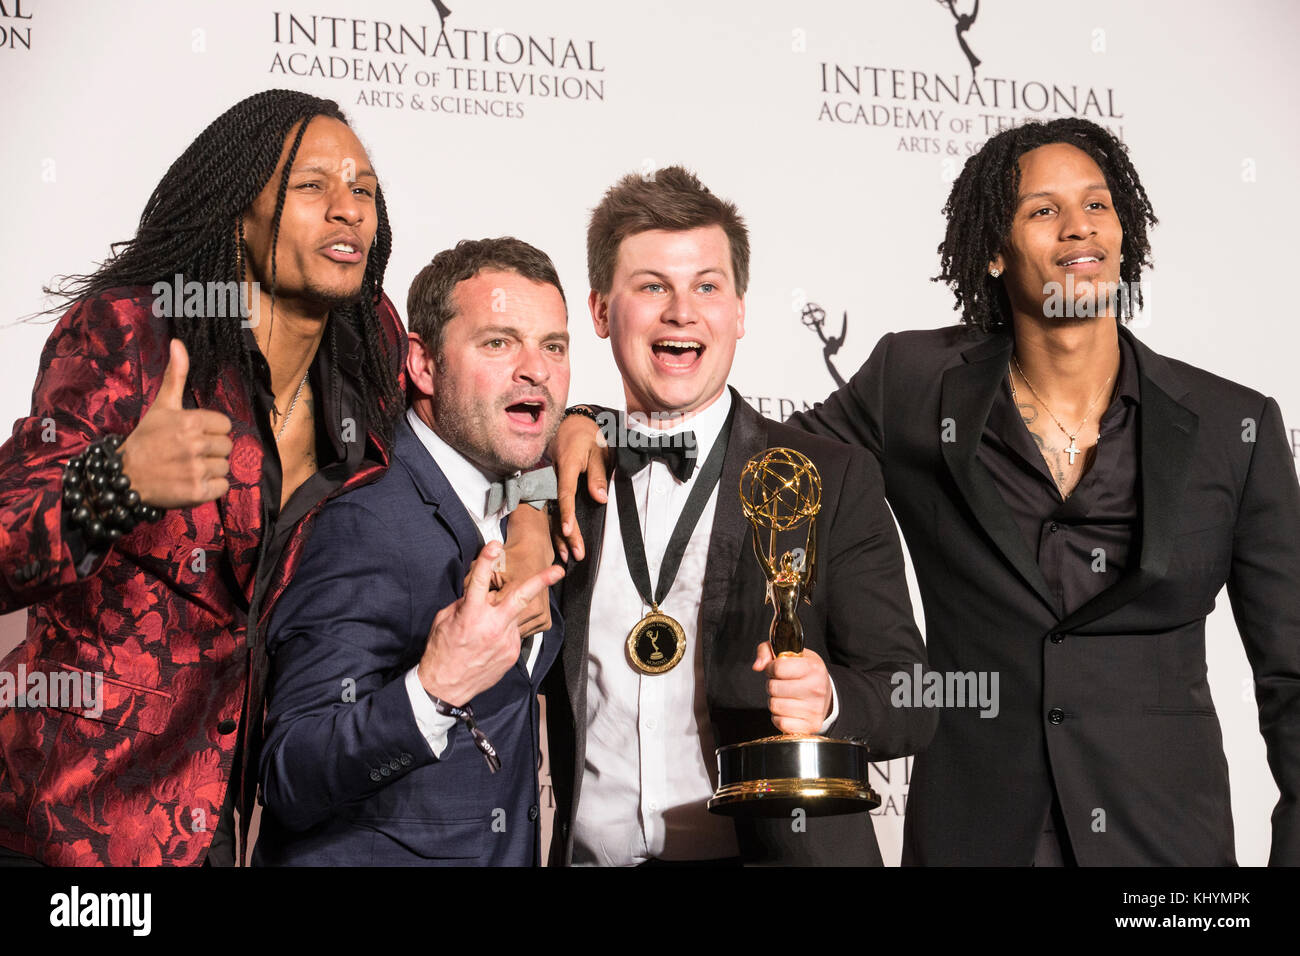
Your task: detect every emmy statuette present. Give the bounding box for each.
[707,447,880,818]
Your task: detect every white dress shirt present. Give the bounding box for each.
[573,393,741,865]
[574,392,840,865]
[402,408,543,758]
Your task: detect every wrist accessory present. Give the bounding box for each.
[563,404,600,423]
[62,435,163,546]
[427,694,501,773]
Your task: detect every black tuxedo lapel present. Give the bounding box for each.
[699,390,767,679]
[561,491,606,748]
[939,334,1059,614]
[1054,328,1199,633]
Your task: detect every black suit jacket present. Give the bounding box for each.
[546,390,935,866]
[789,324,1300,865]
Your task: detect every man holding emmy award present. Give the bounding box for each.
[543,167,934,866]
[548,120,1300,866]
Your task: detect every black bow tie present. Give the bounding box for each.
[614,429,699,482]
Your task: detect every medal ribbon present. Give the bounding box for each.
[613,402,736,613]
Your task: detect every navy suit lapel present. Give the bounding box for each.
[939,334,1059,614]
[699,390,766,678]
[398,418,568,684]
[1054,327,1199,634]
[393,415,482,566]
[529,597,563,687]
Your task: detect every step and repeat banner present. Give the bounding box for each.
[1,0,1297,865]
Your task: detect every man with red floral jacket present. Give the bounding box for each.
[0,90,405,866]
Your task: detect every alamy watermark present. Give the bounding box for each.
[0,664,103,718]
[1042,275,1151,323]
[890,663,999,718]
[593,409,699,458]
[151,274,262,328]
[50,886,151,936]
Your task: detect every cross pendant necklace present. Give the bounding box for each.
[1010,356,1112,470]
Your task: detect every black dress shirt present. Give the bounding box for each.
[207,317,383,866]
[978,334,1141,619]
[976,333,1141,864]
[243,317,382,601]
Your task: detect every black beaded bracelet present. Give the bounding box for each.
[62,435,163,546]
[563,404,600,423]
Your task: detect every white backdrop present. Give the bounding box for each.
[1,0,1297,865]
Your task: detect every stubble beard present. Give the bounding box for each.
[431,388,560,476]
[303,275,367,313]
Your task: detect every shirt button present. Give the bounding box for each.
[1048,708,1065,724]
[648,801,659,813]
[644,718,657,731]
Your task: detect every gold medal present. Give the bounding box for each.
[612,406,736,678]
[626,606,686,675]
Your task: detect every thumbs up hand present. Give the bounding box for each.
[117,339,234,509]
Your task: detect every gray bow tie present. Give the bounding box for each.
[487,466,558,514]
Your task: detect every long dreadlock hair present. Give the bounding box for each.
[49,89,401,452]
[934,117,1158,333]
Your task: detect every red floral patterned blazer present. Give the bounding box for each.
[0,287,404,866]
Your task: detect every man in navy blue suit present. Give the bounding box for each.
[254,237,570,865]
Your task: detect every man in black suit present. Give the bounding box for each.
[552,121,1300,865]
[544,167,934,866]
[789,120,1299,866]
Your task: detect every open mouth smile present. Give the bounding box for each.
[1057,248,1106,270]
[651,338,704,370]
[505,399,546,426]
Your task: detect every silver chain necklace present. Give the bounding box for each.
[1010,355,1112,466]
[274,371,310,441]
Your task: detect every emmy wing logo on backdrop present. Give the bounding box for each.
[799,302,848,389]
[815,1,1127,158]
[938,0,981,77]
[266,0,608,119]
[740,302,842,423]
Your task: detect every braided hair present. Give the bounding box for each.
[934,118,1157,333]
[50,89,400,451]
